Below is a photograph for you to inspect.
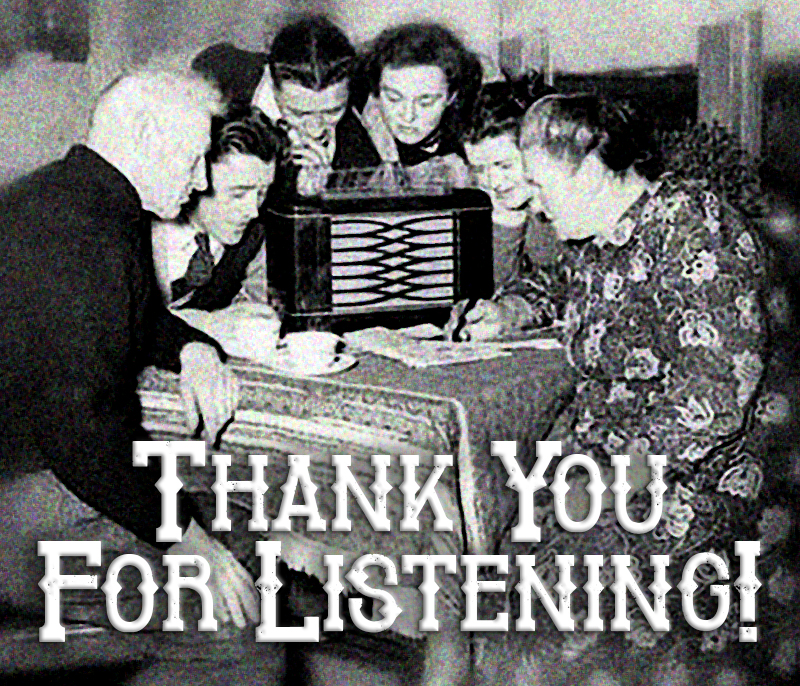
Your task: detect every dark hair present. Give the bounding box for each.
[519,93,653,178]
[208,105,286,166]
[354,22,483,139]
[652,120,768,218]
[465,71,555,146]
[178,106,284,222]
[267,15,356,91]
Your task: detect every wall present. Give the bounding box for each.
[510,0,800,73]
[333,0,500,59]
[3,1,799,184]
[0,0,296,183]
[328,1,800,74]
[0,53,88,184]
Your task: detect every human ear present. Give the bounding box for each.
[446,90,458,107]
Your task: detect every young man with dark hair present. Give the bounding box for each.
[193,15,380,196]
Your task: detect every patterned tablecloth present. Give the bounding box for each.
[134,349,575,636]
[50,349,573,640]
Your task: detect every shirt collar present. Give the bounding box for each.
[593,179,663,249]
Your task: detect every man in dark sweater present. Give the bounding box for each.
[0,71,258,629]
[192,15,381,197]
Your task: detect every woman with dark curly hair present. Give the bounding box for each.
[353,22,483,185]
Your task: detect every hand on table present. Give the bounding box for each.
[288,129,334,196]
[450,299,514,341]
[167,519,259,629]
[179,342,239,444]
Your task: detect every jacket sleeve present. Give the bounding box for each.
[141,292,228,373]
[16,222,206,548]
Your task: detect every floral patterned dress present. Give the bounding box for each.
[469,175,795,680]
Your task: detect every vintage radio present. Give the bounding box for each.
[264,165,495,333]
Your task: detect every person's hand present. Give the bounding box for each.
[228,301,280,320]
[179,342,239,444]
[460,299,514,341]
[296,163,332,197]
[287,129,335,196]
[167,519,259,629]
[287,128,334,168]
[444,299,471,341]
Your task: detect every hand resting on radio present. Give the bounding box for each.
[288,129,334,168]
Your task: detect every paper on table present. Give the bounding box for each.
[403,324,563,349]
[172,304,281,362]
[344,326,561,368]
[345,327,509,367]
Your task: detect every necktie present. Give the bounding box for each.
[170,232,216,302]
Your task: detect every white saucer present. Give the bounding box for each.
[262,351,359,377]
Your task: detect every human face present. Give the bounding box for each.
[140,109,211,220]
[378,65,454,145]
[274,80,349,146]
[195,153,275,246]
[523,146,601,241]
[465,133,533,212]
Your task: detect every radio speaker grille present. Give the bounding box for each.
[330,213,454,311]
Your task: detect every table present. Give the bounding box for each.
[136,349,575,631]
[36,348,571,643]
[139,348,574,628]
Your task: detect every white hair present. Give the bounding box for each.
[87,69,224,147]
[84,69,224,217]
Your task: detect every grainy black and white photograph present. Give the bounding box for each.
[1,1,800,684]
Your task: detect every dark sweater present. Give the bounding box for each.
[0,146,223,548]
[177,220,268,312]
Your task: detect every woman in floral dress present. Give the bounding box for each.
[427,94,794,685]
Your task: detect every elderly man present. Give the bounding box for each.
[0,71,258,632]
